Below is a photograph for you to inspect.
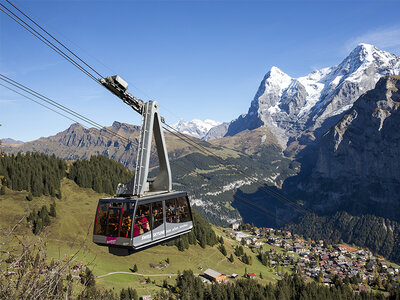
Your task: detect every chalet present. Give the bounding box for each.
[231,223,240,230]
[246,273,256,279]
[204,269,228,283]
[284,231,292,238]
[337,244,358,253]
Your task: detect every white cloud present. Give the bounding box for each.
[0,99,15,104]
[346,26,400,55]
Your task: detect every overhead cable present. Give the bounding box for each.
[4,0,104,79]
[0,3,100,84]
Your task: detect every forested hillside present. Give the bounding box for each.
[68,155,133,195]
[0,153,66,197]
[0,153,133,197]
[285,211,400,263]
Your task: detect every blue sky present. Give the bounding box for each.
[1,0,400,141]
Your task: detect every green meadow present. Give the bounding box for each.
[0,178,283,296]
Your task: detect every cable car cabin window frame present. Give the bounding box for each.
[165,196,191,224]
[93,200,136,245]
[106,203,123,237]
[133,203,151,238]
[150,200,165,240]
[120,202,135,239]
[94,202,108,236]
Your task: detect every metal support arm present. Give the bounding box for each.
[116,100,172,197]
[100,75,172,197]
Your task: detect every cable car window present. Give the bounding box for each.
[107,205,122,237]
[94,202,108,235]
[166,198,177,223]
[176,197,190,223]
[119,202,135,238]
[151,201,163,229]
[134,203,150,237]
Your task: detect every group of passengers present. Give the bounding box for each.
[133,210,151,237]
[132,201,188,237]
[166,202,187,223]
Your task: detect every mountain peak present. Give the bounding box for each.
[67,123,85,131]
[348,43,378,63]
[346,43,399,68]
[173,119,222,139]
[266,66,289,78]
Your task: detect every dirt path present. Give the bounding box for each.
[96,271,199,279]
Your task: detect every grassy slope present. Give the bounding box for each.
[0,179,282,296]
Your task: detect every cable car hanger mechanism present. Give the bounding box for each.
[99,75,172,197]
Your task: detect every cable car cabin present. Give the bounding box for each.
[93,191,193,255]
[94,78,194,255]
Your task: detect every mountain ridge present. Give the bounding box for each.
[221,44,400,150]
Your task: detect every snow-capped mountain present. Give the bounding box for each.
[173,119,222,139]
[225,44,400,148]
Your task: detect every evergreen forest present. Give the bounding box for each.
[68,155,133,195]
[0,152,66,197]
[0,153,132,197]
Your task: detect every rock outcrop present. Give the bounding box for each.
[297,76,400,221]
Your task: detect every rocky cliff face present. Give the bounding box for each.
[297,76,400,221]
[225,44,400,149]
[2,121,197,170]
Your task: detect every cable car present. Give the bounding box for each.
[93,76,194,255]
[93,191,193,255]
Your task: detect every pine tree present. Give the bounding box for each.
[49,202,56,217]
[200,235,206,248]
[40,205,51,226]
[219,244,227,256]
[133,264,138,272]
[229,254,234,263]
[34,218,43,235]
[0,185,5,195]
[26,192,33,201]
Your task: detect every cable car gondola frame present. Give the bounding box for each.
[92,76,194,255]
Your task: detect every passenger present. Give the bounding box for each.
[166,202,175,222]
[152,208,158,228]
[140,213,149,232]
[124,216,132,238]
[133,219,140,237]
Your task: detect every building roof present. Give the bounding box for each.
[338,244,358,253]
[204,268,222,279]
